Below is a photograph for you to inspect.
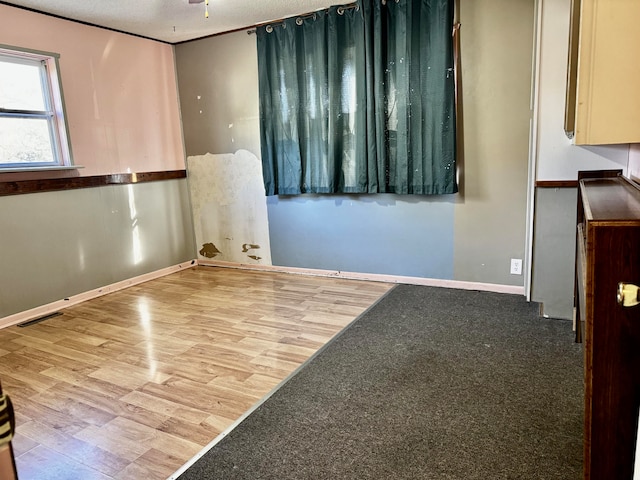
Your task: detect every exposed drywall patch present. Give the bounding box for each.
[187,150,272,264]
[199,243,221,258]
[242,243,260,252]
[242,243,261,261]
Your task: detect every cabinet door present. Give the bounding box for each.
[572,0,640,145]
[587,225,640,479]
[564,0,580,139]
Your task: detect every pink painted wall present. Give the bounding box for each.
[0,4,185,179]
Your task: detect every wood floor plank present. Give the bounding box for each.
[10,346,100,374]
[16,400,93,436]
[72,424,151,462]
[29,388,116,428]
[119,391,211,425]
[88,360,173,390]
[15,445,113,480]
[8,336,106,367]
[18,420,130,476]
[0,364,59,395]
[9,432,40,458]
[49,382,171,430]
[0,266,392,479]
[202,412,237,434]
[156,416,222,446]
[114,447,188,480]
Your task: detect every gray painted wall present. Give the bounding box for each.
[267,195,455,278]
[531,188,577,319]
[175,0,534,288]
[0,179,196,318]
[177,30,261,159]
[453,0,533,286]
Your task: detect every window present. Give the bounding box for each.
[0,46,73,171]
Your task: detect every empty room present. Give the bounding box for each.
[1,0,639,478]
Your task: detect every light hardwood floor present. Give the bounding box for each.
[0,266,392,479]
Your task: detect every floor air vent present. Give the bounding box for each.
[17,312,63,327]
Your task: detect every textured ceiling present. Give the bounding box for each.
[1,0,340,43]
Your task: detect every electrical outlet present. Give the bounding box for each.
[510,258,523,275]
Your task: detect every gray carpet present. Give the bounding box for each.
[178,285,584,479]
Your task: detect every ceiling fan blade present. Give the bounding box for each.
[188,0,204,3]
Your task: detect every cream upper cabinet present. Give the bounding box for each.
[565,0,640,145]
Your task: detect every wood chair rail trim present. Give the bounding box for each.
[0,170,187,197]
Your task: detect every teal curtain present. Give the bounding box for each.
[257,0,457,195]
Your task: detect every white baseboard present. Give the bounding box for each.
[2,259,525,331]
[0,260,197,330]
[197,260,526,296]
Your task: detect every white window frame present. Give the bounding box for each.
[0,45,74,171]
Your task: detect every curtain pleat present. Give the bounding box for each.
[257,0,457,196]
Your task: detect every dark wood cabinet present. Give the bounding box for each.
[575,171,640,479]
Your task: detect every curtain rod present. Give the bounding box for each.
[247,2,359,35]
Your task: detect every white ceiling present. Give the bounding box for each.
[1,0,340,43]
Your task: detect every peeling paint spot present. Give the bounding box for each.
[199,243,221,258]
[248,255,262,261]
[242,243,260,252]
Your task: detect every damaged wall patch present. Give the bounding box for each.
[199,243,221,258]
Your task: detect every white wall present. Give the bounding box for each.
[530,0,631,319]
[534,0,628,180]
